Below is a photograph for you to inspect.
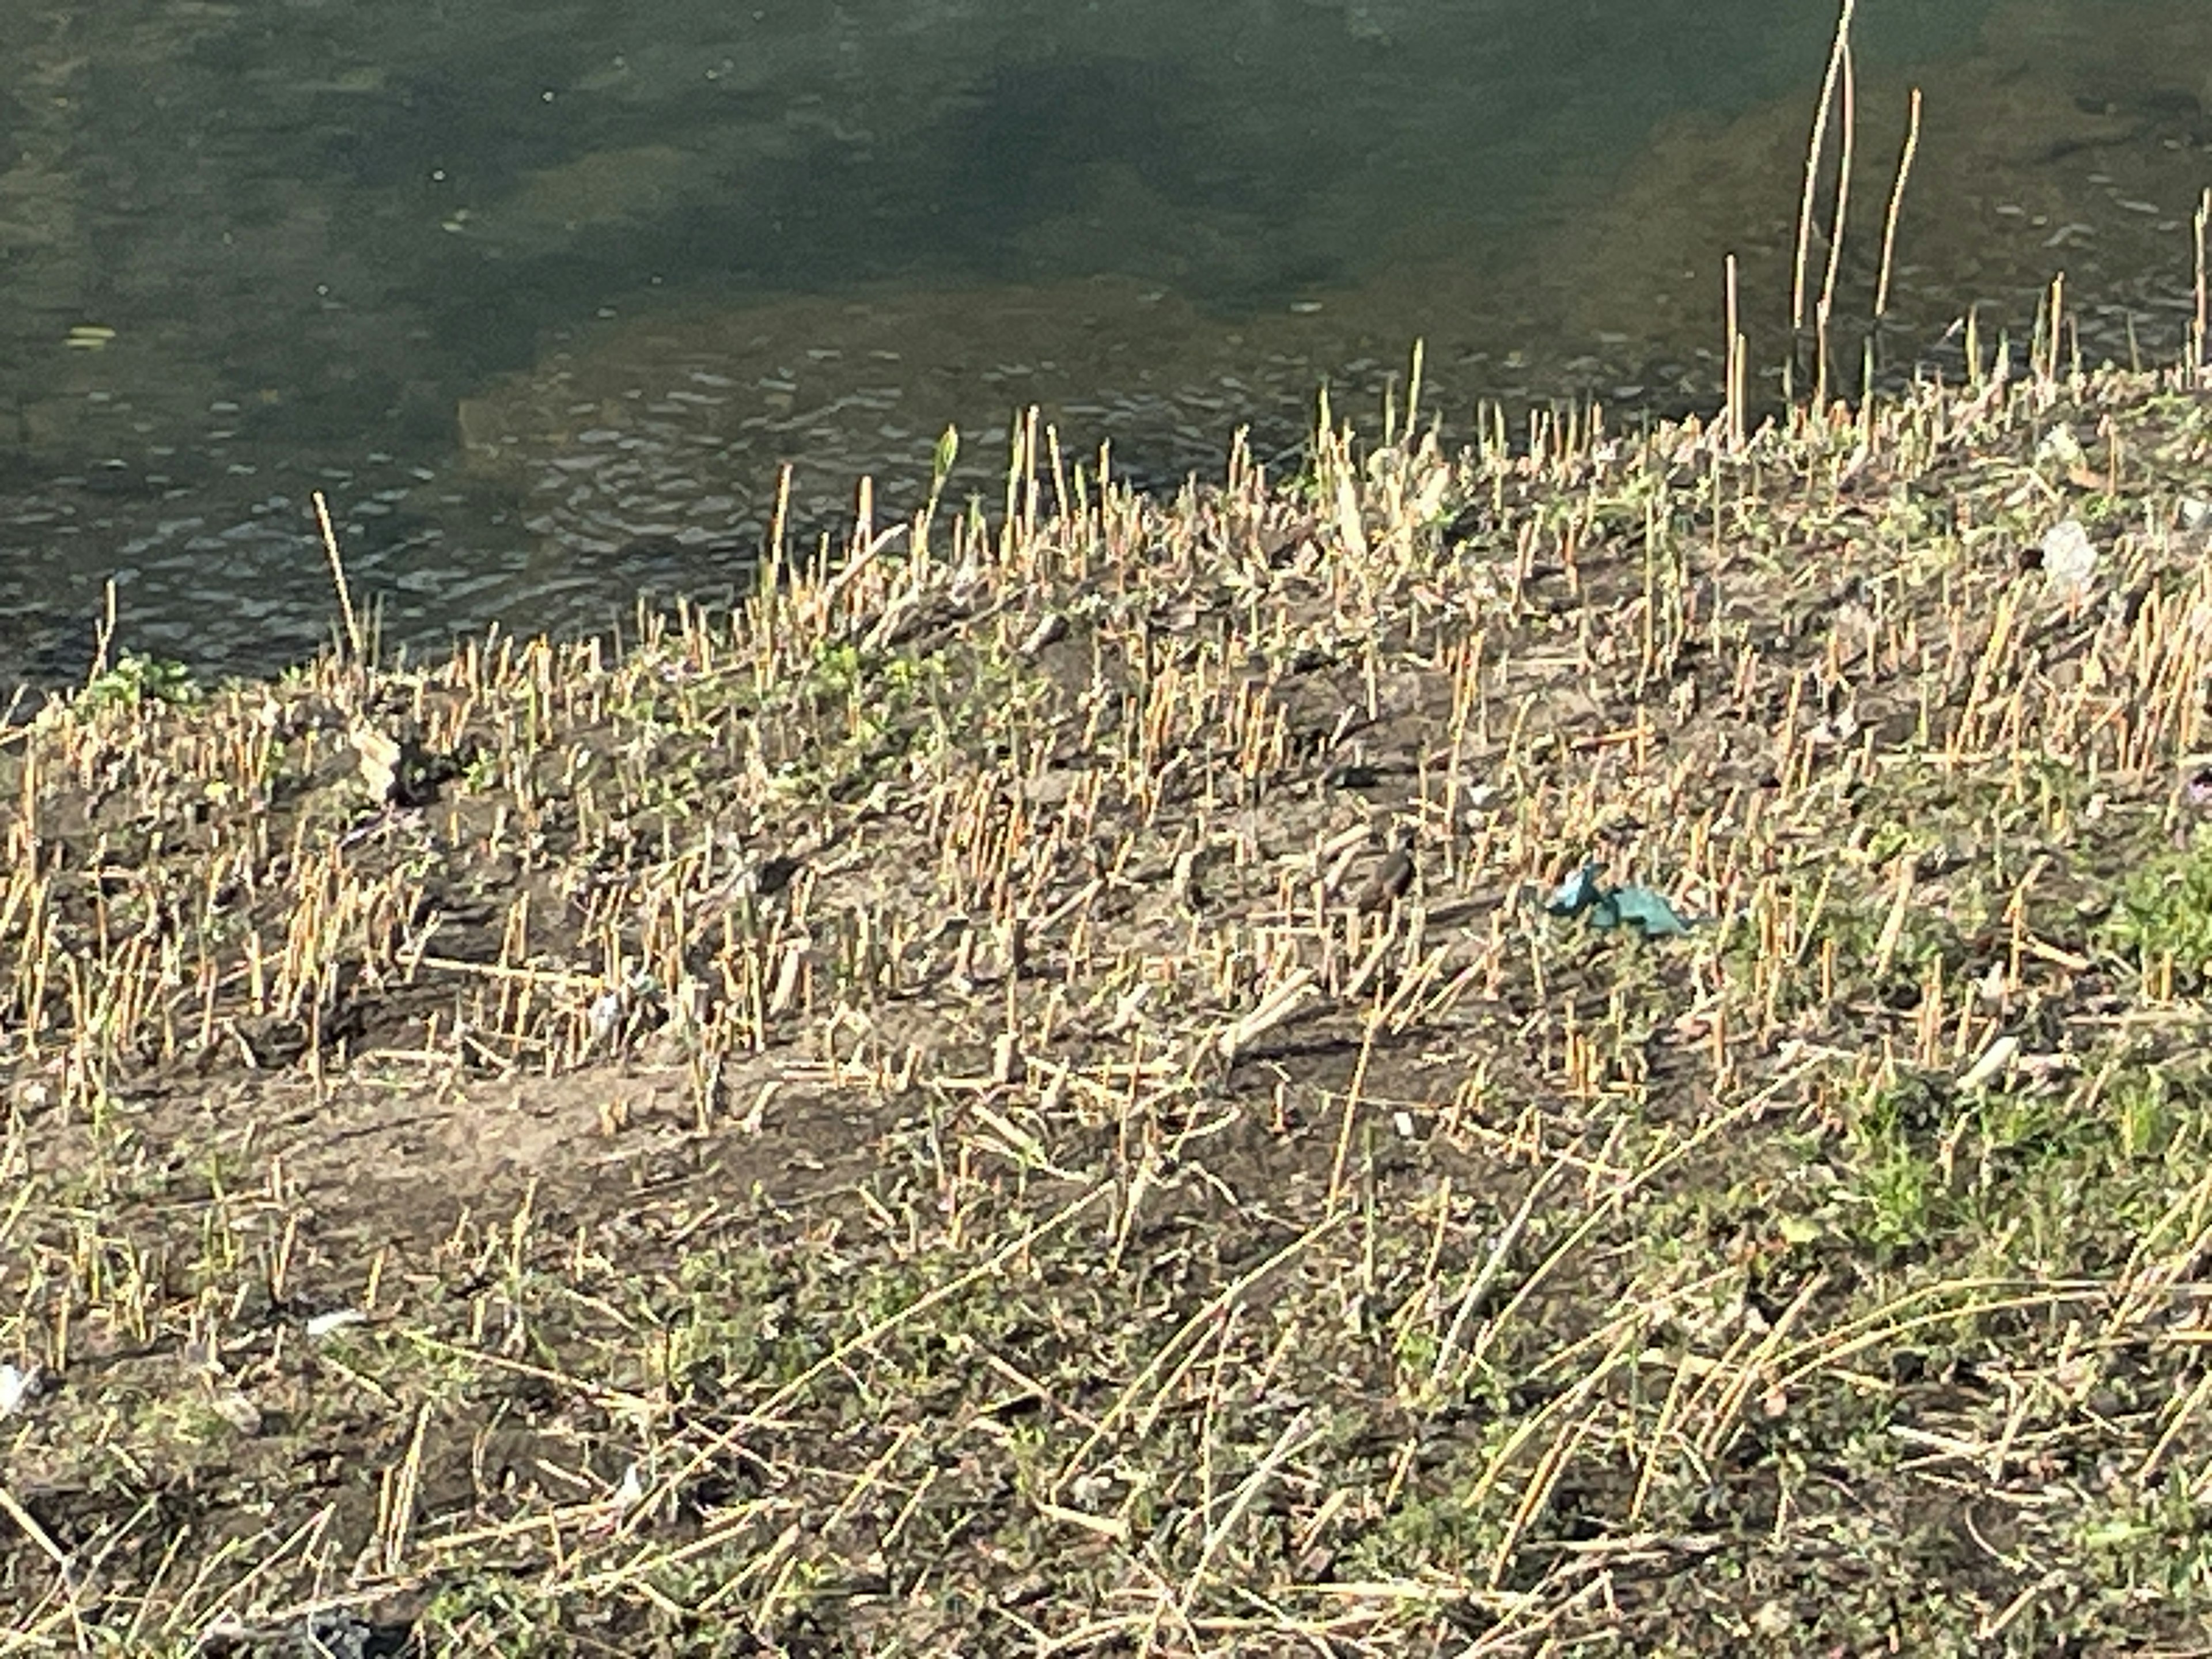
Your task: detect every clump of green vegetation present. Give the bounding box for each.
[72,651,199,711]
[2103,843,2212,993]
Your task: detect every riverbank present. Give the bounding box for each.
[5,355,2212,1654]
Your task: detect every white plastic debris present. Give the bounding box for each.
[1959,1033,2021,1093]
[583,1463,651,1540]
[2035,425,2085,467]
[0,1361,37,1418]
[2040,518,2098,601]
[586,971,661,1048]
[305,1309,369,1339]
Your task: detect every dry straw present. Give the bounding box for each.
[6,23,2212,1652]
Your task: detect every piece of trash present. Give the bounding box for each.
[2039,517,2098,600]
[350,723,442,807]
[65,324,116,351]
[351,725,401,798]
[2035,425,2085,467]
[1957,1033,2020,1093]
[1546,864,1605,915]
[304,1309,369,1339]
[1543,862,1692,937]
[587,988,626,1044]
[0,1361,39,1418]
[584,1464,651,1540]
[588,970,662,1048]
[1608,887,1694,935]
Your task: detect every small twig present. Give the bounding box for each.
[0,1481,70,1574]
[1874,86,1923,319]
[1793,0,1859,333]
[312,491,365,664]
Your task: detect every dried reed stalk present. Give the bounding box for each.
[311,491,365,664]
[1793,0,1858,335]
[2194,187,2209,374]
[1874,87,1922,320]
[1813,41,1856,407]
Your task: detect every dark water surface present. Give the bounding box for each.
[0,0,2205,684]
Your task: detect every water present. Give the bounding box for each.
[0,0,2204,687]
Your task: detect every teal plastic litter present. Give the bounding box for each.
[1542,862,1692,937]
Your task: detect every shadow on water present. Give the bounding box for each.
[414,47,1350,376]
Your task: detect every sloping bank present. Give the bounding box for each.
[3,357,2212,1654]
